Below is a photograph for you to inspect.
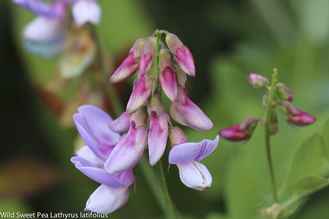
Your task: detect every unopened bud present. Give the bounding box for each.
[248,73,269,88]
[219,118,259,142]
[169,127,187,145]
[283,102,316,126]
[277,83,293,102]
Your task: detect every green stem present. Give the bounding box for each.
[90,26,123,115]
[159,161,176,219]
[264,71,279,202]
[264,123,278,202]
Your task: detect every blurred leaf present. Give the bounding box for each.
[206,213,231,219]
[0,158,60,198]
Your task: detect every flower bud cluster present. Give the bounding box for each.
[220,72,316,142]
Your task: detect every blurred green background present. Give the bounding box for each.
[1,0,329,219]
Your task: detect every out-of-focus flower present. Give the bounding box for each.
[219,118,259,142]
[276,83,293,102]
[169,127,219,190]
[14,0,101,59]
[248,73,269,88]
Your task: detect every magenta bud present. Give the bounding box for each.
[277,83,293,102]
[284,103,316,126]
[126,73,152,113]
[110,39,144,83]
[248,73,269,88]
[170,87,213,131]
[219,118,259,142]
[166,33,195,76]
[159,50,178,101]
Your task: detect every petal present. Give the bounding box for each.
[177,162,212,191]
[170,88,213,131]
[109,112,130,133]
[86,185,129,214]
[76,146,103,166]
[110,52,138,83]
[23,17,65,57]
[169,135,219,164]
[71,156,134,187]
[72,0,101,26]
[14,0,66,18]
[126,74,152,113]
[148,112,169,166]
[160,66,178,101]
[77,105,120,146]
[105,124,146,174]
[166,33,195,76]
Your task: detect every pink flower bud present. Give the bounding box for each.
[159,49,178,101]
[248,73,269,88]
[284,103,316,126]
[166,33,195,76]
[109,112,130,133]
[148,111,169,166]
[138,38,155,76]
[110,39,144,83]
[169,127,188,145]
[219,118,259,142]
[170,87,213,131]
[126,73,152,113]
[277,83,293,102]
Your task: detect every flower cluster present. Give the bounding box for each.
[70,31,219,214]
[220,72,316,142]
[13,0,100,58]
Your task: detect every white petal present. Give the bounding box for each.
[86,185,129,214]
[73,0,101,26]
[76,146,103,166]
[177,162,212,191]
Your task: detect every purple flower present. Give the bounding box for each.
[85,185,129,214]
[169,128,219,190]
[166,32,195,76]
[170,87,213,131]
[105,122,147,174]
[13,0,67,18]
[109,112,130,133]
[284,103,316,126]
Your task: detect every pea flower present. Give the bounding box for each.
[13,0,101,57]
[71,105,137,214]
[168,127,219,190]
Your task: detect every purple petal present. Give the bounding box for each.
[74,105,120,159]
[72,0,101,26]
[109,112,130,133]
[14,0,66,18]
[177,161,212,191]
[148,112,169,166]
[104,123,147,174]
[71,156,134,188]
[169,135,219,164]
[170,88,213,131]
[76,146,104,166]
[86,185,129,214]
[126,74,152,113]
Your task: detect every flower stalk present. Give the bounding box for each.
[263,69,279,202]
